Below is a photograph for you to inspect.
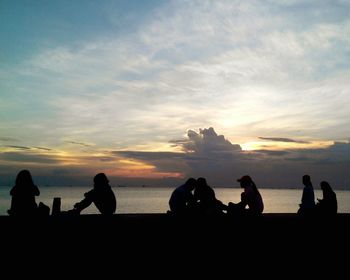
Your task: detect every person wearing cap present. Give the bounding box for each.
[297,175,315,215]
[168,178,197,215]
[72,173,117,215]
[229,175,264,215]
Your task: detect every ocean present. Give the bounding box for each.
[1,186,350,215]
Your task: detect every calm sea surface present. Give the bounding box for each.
[1,186,350,215]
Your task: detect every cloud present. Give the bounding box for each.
[172,127,242,154]
[2,2,350,187]
[259,137,310,144]
[33,146,53,151]
[115,151,184,160]
[4,145,31,150]
[3,0,348,149]
[2,145,53,151]
[254,150,290,156]
[0,137,18,142]
[65,141,92,147]
[0,152,59,164]
[117,127,350,188]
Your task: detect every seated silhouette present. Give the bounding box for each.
[168,178,197,215]
[194,177,226,215]
[315,181,337,215]
[228,175,264,216]
[297,175,315,215]
[8,170,40,216]
[72,173,116,215]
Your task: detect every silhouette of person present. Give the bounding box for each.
[168,178,197,215]
[228,175,264,216]
[316,181,337,215]
[8,170,40,216]
[298,175,315,215]
[72,173,116,215]
[194,177,226,215]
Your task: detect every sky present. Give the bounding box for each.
[1,0,350,188]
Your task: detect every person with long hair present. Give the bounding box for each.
[316,181,337,215]
[8,170,40,216]
[228,175,264,215]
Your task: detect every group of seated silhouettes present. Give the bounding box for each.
[7,170,337,217]
[168,174,337,216]
[7,170,116,216]
[169,176,264,216]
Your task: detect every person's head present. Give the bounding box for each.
[15,170,34,187]
[197,177,208,188]
[320,181,332,193]
[185,178,197,191]
[94,173,109,188]
[302,175,311,186]
[237,175,253,188]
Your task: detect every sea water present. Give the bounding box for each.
[1,186,350,215]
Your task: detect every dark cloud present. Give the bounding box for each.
[4,145,31,150]
[117,129,350,188]
[3,145,53,151]
[0,137,18,142]
[33,146,53,151]
[259,137,309,144]
[0,152,59,164]
[114,151,184,160]
[116,128,247,184]
[254,150,290,156]
[65,141,92,147]
[98,157,118,162]
[1,128,350,188]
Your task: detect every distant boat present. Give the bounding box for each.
[117,185,127,188]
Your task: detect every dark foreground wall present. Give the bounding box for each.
[1,214,349,275]
[1,213,349,246]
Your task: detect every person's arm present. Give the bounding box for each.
[73,190,94,213]
[301,188,306,205]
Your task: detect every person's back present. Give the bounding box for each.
[238,176,264,215]
[8,170,40,216]
[244,185,264,215]
[73,173,116,215]
[84,185,116,215]
[194,178,225,215]
[169,178,196,214]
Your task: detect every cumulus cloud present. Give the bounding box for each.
[172,127,242,154]
[117,128,350,188]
